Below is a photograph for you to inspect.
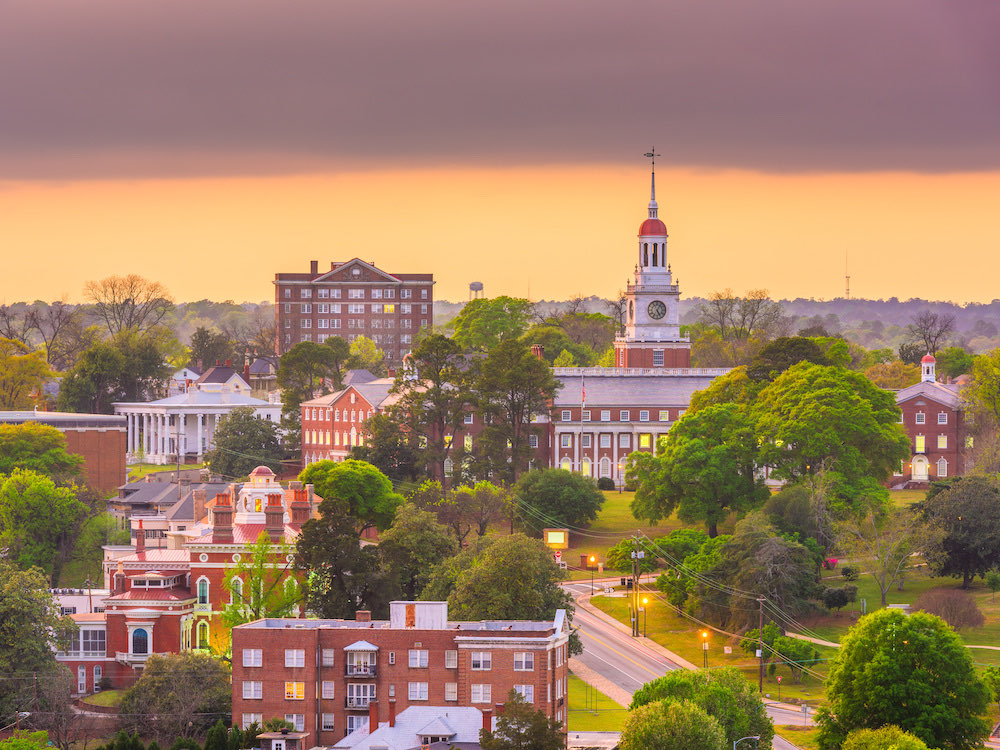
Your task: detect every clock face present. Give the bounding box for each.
[648,300,667,320]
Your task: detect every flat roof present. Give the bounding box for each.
[0,411,126,427]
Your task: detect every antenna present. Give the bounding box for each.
[845,250,850,300]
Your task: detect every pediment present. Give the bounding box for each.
[314,258,400,284]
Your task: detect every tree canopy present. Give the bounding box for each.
[514,468,605,531]
[0,337,51,409]
[203,406,283,479]
[480,689,564,750]
[0,422,83,485]
[619,699,727,750]
[299,459,403,531]
[83,274,174,336]
[377,503,457,600]
[450,296,534,351]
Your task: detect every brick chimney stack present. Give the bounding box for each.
[356,610,372,622]
[265,493,284,541]
[368,699,379,731]
[213,492,233,543]
[482,708,493,733]
[388,699,396,727]
[134,519,145,554]
[530,344,545,361]
[288,484,311,525]
[193,489,207,524]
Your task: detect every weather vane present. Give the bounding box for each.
[644,149,660,169]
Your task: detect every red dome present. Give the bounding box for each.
[639,218,668,236]
[921,354,936,363]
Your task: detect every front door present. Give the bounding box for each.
[912,455,929,482]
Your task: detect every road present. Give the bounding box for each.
[564,581,811,750]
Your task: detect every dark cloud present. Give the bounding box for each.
[1,0,998,178]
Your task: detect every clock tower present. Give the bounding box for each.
[613,167,692,368]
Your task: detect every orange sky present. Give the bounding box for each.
[2,166,999,305]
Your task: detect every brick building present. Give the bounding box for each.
[0,411,127,493]
[894,354,967,486]
[230,600,570,744]
[274,259,434,363]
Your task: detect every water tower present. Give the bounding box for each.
[469,281,484,301]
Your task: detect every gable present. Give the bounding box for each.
[313,258,400,285]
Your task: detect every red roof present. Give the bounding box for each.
[639,218,667,236]
[106,587,194,603]
[921,354,936,363]
[249,466,276,477]
[200,523,301,545]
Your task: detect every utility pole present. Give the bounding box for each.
[630,534,644,637]
[758,597,765,693]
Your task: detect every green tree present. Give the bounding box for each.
[0,422,83,485]
[918,476,1000,588]
[0,469,88,583]
[377,503,457,600]
[276,341,339,454]
[344,335,386,376]
[203,406,282,479]
[437,481,512,540]
[480,689,564,750]
[754,362,909,506]
[816,609,989,750]
[472,340,558,483]
[935,346,973,379]
[962,350,1000,472]
[839,500,917,604]
[841,726,929,750]
[299,459,403,531]
[0,732,51,750]
[203,722,227,750]
[350,412,420,482]
[864,360,921,389]
[514,468,605,531]
[688,366,759,413]
[0,338,51,409]
[118,652,231,745]
[628,403,767,537]
[619,699,726,750]
[746,336,830,382]
[605,537,658,576]
[385,334,470,482]
[629,667,773,748]
[552,349,575,367]
[450,296,534,351]
[295,497,396,619]
[0,561,76,721]
[188,327,234,370]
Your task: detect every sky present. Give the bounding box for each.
[2,0,999,304]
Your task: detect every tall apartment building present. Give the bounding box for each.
[231,601,571,744]
[274,259,434,363]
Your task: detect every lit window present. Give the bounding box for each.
[284,682,305,700]
[639,434,651,449]
[915,435,926,453]
[938,435,948,449]
[464,435,473,452]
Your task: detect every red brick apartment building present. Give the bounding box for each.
[274,259,434,363]
[231,601,571,743]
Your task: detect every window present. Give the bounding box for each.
[283,288,291,299]
[384,304,395,314]
[639,434,652,449]
[132,627,149,655]
[197,578,209,604]
[243,649,262,667]
[322,681,335,699]
[915,412,926,424]
[408,682,429,701]
[514,652,534,671]
[321,714,335,731]
[385,288,395,299]
[599,434,611,448]
[601,410,611,422]
[346,715,368,734]
[529,434,539,449]
[561,410,572,421]
[348,304,365,314]
[445,683,458,701]
[515,685,534,703]
[581,409,592,423]
[318,319,329,329]
[938,458,948,477]
[620,410,630,421]
[938,434,948,449]
[321,648,335,666]
[371,289,382,299]
[471,652,492,670]
[284,681,304,700]
[242,681,262,700]
[197,621,209,649]
[639,410,650,422]
[421,289,428,299]
[347,683,376,708]
[659,409,670,421]
[284,714,304,732]
[301,304,312,314]
[242,714,262,730]
[348,289,364,299]
[915,435,926,453]
[332,289,342,299]
[408,649,428,668]
[653,350,664,367]
[471,684,492,703]
[81,629,105,655]
[300,288,312,299]
[402,289,412,299]
[619,434,630,448]
[938,412,948,424]
[445,650,458,669]
[285,649,305,668]
[464,412,474,424]
[331,319,341,329]
[582,434,592,448]
[371,304,383,314]
[560,434,571,449]
[388,651,395,665]
[318,288,329,298]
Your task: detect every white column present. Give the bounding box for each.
[613,433,620,482]
[196,413,204,460]
[574,426,581,472]
[179,413,187,458]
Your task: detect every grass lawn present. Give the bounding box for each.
[128,462,206,480]
[774,725,822,750]
[566,673,628,732]
[80,690,123,708]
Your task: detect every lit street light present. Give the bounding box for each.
[589,555,596,594]
[701,630,709,669]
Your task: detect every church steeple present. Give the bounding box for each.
[648,168,658,220]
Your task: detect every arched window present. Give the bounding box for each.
[132,628,149,655]
[197,621,210,649]
[581,457,592,477]
[937,458,948,478]
[254,496,262,512]
[560,457,572,471]
[600,457,612,478]
[652,244,658,266]
[643,244,648,265]
[231,577,243,605]
[197,578,209,605]
[94,665,102,691]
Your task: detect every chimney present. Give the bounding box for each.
[114,561,126,594]
[216,359,221,366]
[135,519,145,554]
[225,359,232,368]
[482,708,493,734]
[310,260,319,275]
[193,489,207,523]
[289,487,311,525]
[530,344,545,361]
[213,492,233,543]
[368,699,379,731]
[265,493,285,541]
[356,610,371,622]
[388,699,396,727]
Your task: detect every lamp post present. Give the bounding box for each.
[701,630,709,669]
[734,736,760,750]
[589,555,596,594]
[641,597,648,638]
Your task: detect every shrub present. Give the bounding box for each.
[841,565,860,582]
[597,477,615,491]
[823,586,851,612]
[913,588,985,630]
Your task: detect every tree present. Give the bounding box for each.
[552,349,575,367]
[514,469,605,530]
[823,586,851,613]
[863,360,920,389]
[697,288,785,364]
[472,340,558,483]
[276,341,340,453]
[936,346,974,379]
[619,699,726,750]
[188,327,234,371]
[556,310,616,352]
[897,342,924,366]
[295,497,396,619]
[918,476,1000,588]
[0,733,52,750]
[57,334,172,414]
[0,561,76,722]
[0,423,83,485]
[987,570,1000,601]
[299,459,403,531]
[746,336,829,382]
[377,503,456,600]
[0,469,88,584]
[203,722,227,750]
[687,366,759,414]
[629,667,773,748]
[83,274,174,336]
[350,412,419,482]
[203,407,282,479]
[754,362,909,506]
[962,349,1000,472]
[479,689,564,750]
[605,538,658,576]
[344,336,386,376]
[435,481,512,540]
[628,403,767,537]
[0,338,51,409]
[450,296,534,351]
[912,588,984,630]
[118,652,231,745]
[29,666,102,750]
[817,609,989,750]
[907,310,955,355]
[841,726,929,750]
[385,334,470,482]
[839,502,916,605]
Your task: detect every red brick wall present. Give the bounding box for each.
[896,396,966,482]
[63,428,126,493]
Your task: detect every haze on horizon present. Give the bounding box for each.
[2,0,999,305]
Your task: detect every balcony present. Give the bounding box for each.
[194,602,212,613]
[345,696,374,709]
[345,664,377,678]
[115,651,167,665]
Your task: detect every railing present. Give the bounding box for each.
[345,696,374,709]
[551,366,729,377]
[194,602,212,613]
[345,664,377,677]
[59,650,107,659]
[115,651,167,665]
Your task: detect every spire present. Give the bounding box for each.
[644,149,660,219]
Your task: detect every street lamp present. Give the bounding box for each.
[701,630,709,669]
[734,736,760,750]
[641,597,648,638]
[589,555,596,594]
